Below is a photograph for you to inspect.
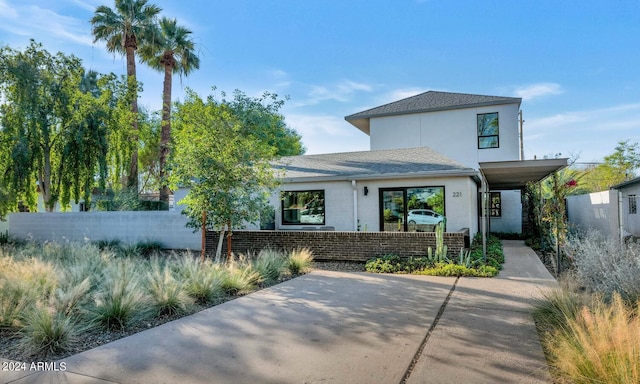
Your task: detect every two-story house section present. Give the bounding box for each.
[271,91,566,237]
[345,91,522,168]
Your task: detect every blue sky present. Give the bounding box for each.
[1,0,639,162]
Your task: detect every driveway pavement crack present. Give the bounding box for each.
[399,276,459,384]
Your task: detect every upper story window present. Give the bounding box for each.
[281,190,325,225]
[477,112,499,149]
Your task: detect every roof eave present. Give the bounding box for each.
[279,169,478,184]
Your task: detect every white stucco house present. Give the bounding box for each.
[612,176,640,238]
[271,91,567,236]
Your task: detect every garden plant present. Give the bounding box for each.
[0,241,313,361]
[534,230,640,383]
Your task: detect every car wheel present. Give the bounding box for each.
[408,220,416,224]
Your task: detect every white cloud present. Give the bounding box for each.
[299,79,374,106]
[0,3,93,47]
[515,83,563,100]
[524,102,640,161]
[284,113,369,154]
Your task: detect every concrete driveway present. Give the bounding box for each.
[2,241,556,384]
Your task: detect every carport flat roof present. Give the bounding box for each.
[479,158,568,189]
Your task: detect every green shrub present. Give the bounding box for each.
[94,239,123,252]
[221,265,260,295]
[287,248,313,275]
[146,260,193,316]
[365,254,404,273]
[174,257,224,304]
[136,239,165,257]
[89,261,149,330]
[252,249,287,285]
[418,262,498,277]
[18,304,79,356]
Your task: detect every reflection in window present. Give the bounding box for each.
[281,190,325,225]
[490,192,501,217]
[380,186,445,232]
[478,112,499,149]
[630,194,637,215]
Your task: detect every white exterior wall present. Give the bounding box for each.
[272,181,355,231]
[274,176,479,235]
[489,190,522,234]
[619,184,640,237]
[8,211,201,250]
[369,104,521,168]
[567,190,620,238]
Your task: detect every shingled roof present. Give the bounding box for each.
[273,147,477,182]
[345,91,522,134]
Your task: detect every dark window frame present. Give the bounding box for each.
[477,112,500,149]
[490,191,501,217]
[281,190,326,225]
[378,186,446,231]
[630,194,637,215]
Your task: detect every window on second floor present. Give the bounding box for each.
[478,112,499,149]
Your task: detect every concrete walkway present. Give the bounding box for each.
[2,241,557,384]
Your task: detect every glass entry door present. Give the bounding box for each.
[380,187,446,232]
[381,190,405,232]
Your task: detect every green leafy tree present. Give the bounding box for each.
[223,90,305,156]
[171,90,279,260]
[140,17,200,204]
[578,141,640,192]
[0,41,111,212]
[91,0,162,190]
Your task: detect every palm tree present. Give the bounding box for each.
[140,17,200,205]
[91,0,161,191]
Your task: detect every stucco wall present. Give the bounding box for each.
[8,211,200,250]
[618,184,640,236]
[489,190,522,234]
[273,176,479,235]
[369,103,521,168]
[567,190,620,238]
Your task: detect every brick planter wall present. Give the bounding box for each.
[207,230,469,262]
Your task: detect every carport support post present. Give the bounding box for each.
[479,170,488,262]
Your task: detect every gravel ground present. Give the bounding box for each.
[312,261,367,272]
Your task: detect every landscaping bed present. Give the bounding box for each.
[0,241,313,362]
[364,231,504,277]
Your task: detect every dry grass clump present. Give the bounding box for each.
[0,242,311,360]
[535,232,640,383]
[542,293,640,384]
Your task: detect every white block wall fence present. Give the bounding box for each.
[566,190,620,239]
[8,211,200,250]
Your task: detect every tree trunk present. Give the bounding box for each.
[226,220,232,259]
[215,230,224,264]
[159,54,174,205]
[125,39,139,192]
[41,145,54,212]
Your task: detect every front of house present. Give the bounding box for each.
[272,91,567,237]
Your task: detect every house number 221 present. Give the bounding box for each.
[452,192,462,197]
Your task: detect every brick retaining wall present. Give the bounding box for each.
[207,230,469,262]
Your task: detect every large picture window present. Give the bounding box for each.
[281,190,325,225]
[380,186,445,232]
[478,112,499,149]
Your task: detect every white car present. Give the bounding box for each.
[407,209,444,225]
